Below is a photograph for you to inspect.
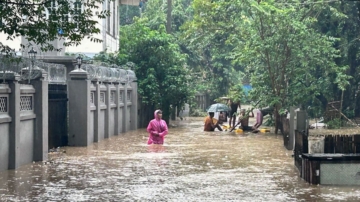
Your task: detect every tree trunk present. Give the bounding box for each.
[171,105,176,120]
[140,104,155,128]
[315,93,328,112]
[162,102,171,125]
[274,109,280,134]
[274,105,284,135]
[166,0,172,33]
[340,89,344,119]
[355,94,360,117]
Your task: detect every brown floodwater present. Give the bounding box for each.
[1,118,360,201]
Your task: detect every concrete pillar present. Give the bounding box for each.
[130,82,138,130]
[94,81,101,142]
[31,70,48,161]
[8,73,21,169]
[120,84,126,133]
[289,106,296,151]
[105,83,111,138]
[296,110,307,133]
[114,83,121,135]
[124,83,130,132]
[68,69,91,146]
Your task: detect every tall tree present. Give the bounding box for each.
[186,0,351,133]
[180,0,240,100]
[118,17,194,123]
[313,1,360,117]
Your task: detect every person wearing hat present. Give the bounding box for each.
[204,112,223,131]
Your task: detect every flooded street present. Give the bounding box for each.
[1,118,360,201]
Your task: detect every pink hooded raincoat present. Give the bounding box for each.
[147,110,168,144]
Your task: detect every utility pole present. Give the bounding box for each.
[166,0,172,33]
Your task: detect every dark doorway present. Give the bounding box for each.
[48,84,68,149]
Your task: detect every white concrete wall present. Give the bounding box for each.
[0,33,22,51]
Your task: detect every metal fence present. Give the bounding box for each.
[81,62,136,83]
[0,56,67,84]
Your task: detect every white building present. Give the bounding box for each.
[0,0,140,58]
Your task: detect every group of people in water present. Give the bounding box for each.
[204,99,267,133]
[146,100,269,145]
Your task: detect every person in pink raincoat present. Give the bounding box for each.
[147,110,168,145]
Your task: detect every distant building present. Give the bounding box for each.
[0,0,141,58]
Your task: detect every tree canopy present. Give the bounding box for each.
[179,0,359,131]
[105,0,360,127]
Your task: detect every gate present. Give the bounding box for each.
[46,63,68,149]
[48,84,68,149]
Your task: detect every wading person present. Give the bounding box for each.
[228,99,241,128]
[237,109,254,131]
[147,110,168,145]
[204,112,223,131]
[252,108,271,133]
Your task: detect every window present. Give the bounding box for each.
[74,0,82,15]
[100,92,105,104]
[116,5,119,37]
[20,96,33,111]
[45,0,57,22]
[110,92,115,104]
[90,92,94,104]
[0,97,7,113]
[112,1,116,36]
[119,91,124,103]
[74,0,82,29]
[107,1,110,33]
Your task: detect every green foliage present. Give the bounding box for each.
[228,83,245,104]
[93,50,125,65]
[343,107,355,119]
[179,0,243,100]
[190,108,207,117]
[263,117,274,127]
[327,118,342,129]
[306,98,325,119]
[185,0,354,129]
[313,1,360,117]
[114,0,360,121]
[118,16,195,122]
[65,52,93,63]
[120,4,141,25]
[0,0,110,53]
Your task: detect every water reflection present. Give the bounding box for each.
[0,118,360,201]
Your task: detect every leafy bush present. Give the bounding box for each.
[228,83,246,104]
[190,109,208,117]
[263,117,275,126]
[326,118,342,129]
[343,107,355,119]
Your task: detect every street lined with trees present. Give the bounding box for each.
[2,0,358,126]
[113,0,359,128]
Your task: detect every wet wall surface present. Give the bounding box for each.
[1,119,360,201]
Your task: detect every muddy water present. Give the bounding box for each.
[1,118,360,201]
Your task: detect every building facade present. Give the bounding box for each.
[0,0,141,58]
